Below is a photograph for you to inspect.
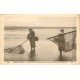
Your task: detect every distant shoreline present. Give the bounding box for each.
[4,26,76,30]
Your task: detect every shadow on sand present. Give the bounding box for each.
[58,55,76,61]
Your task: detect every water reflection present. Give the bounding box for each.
[29,50,36,61]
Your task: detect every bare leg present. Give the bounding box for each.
[30,44,32,52]
[60,51,62,61]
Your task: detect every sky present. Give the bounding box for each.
[4,14,77,27]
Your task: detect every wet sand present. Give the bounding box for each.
[4,40,76,61]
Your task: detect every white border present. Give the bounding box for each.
[0,0,80,80]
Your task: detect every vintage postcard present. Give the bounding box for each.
[0,14,80,64]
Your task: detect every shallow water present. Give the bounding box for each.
[4,28,76,61]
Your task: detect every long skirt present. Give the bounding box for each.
[30,39,36,48]
[58,42,65,52]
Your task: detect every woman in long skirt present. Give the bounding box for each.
[58,29,65,61]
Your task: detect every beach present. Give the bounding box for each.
[4,28,76,61]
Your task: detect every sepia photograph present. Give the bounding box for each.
[1,1,80,80]
[4,14,76,62]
